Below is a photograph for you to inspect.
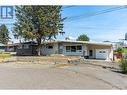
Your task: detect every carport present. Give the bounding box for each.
[86,43,113,60]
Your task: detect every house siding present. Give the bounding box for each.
[41,43,59,55]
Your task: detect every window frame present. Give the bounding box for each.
[66,45,82,52]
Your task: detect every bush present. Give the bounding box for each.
[116,47,124,53]
[120,59,127,74]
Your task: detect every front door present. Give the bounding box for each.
[89,50,93,58]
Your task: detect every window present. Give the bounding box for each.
[77,45,82,50]
[71,46,76,52]
[66,46,71,52]
[66,45,82,52]
[99,51,106,53]
[47,46,53,49]
[23,44,29,49]
[99,51,102,53]
[103,51,106,53]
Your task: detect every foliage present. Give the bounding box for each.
[77,34,90,41]
[13,6,64,55]
[120,59,127,74]
[116,47,124,53]
[0,24,9,44]
[115,47,127,55]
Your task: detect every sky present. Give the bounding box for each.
[1,5,127,43]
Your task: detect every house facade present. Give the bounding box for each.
[41,40,113,61]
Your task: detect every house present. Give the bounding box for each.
[5,43,19,53]
[41,40,113,61]
[15,40,113,61]
[16,41,37,56]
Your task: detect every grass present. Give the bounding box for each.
[31,55,80,59]
[0,53,12,58]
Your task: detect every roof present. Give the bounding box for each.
[6,41,37,47]
[42,40,112,46]
[6,40,112,47]
[19,41,37,45]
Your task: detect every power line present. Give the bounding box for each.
[62,6,76,9]
[64,6,126,22]
[65,25,127,31]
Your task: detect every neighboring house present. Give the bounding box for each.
[0,43,5,53]
[16,41,37,56]
[41,40,113,61]
[5,43,18,52]
[112,41,125,50]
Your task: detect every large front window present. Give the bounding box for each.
[66,45,82,52]
[71,46,76,52]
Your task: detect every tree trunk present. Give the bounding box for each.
[37,45,41,56]
[37,37,42,56]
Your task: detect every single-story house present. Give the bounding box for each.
[16,41,37,56]
[41,40,113,61]
[15,40,113,60]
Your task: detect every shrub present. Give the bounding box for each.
[116,47,124,53]
[120,59,127,74]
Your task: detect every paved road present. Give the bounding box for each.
[0,63,126,89]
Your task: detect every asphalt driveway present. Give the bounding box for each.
[0,63,126,89]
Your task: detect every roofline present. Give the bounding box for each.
[5,40,112,46]
[42,40,112,46]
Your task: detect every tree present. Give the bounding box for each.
[13,6,64,55]
[0,24,9,44]
[77,34,90,41]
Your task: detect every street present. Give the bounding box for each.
[0,63,126,89]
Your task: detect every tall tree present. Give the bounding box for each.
[0,24,9,44]
[13,6,64,55]
[77,34,90,41]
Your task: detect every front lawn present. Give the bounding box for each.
[0,53,12,58]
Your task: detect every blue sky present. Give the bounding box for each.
[1,5,127,42]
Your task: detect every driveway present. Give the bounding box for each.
[0,63,126,89]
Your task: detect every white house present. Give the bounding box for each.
[41,40,113,61]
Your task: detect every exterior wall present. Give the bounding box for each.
[41,43,59,55]
[82,44,88,56]
[41,42,86,56]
